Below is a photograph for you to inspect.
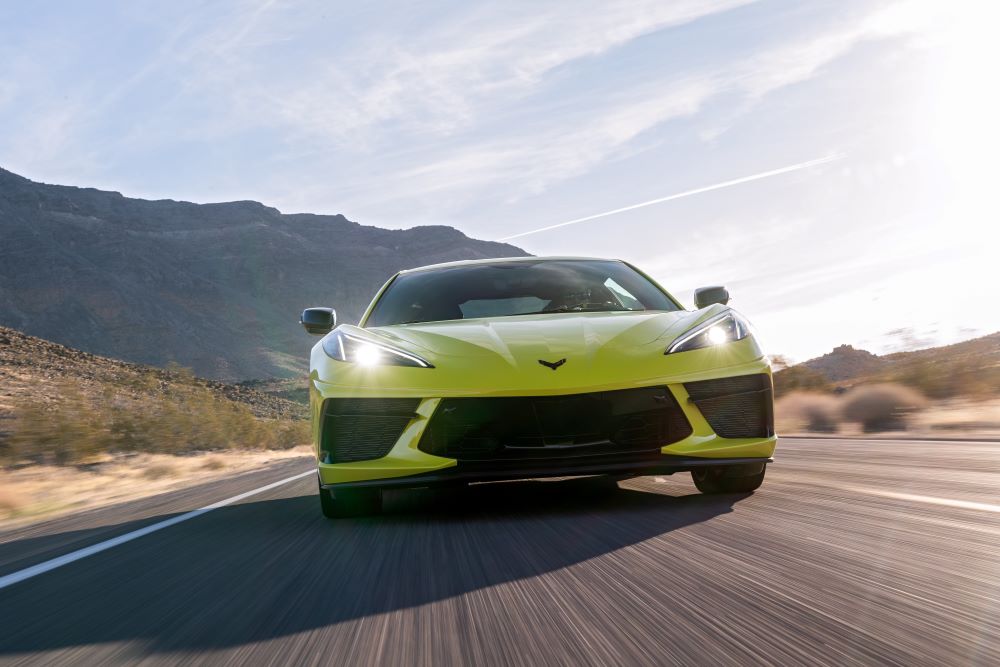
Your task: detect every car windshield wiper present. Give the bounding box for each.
[539,303,639,314]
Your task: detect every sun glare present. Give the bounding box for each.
[355,344,382,367]
[924,2,1000,233]
[707,326,729,345]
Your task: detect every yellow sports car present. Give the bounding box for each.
[302,257,775,517]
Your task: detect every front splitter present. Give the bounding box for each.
[320,455,773,490]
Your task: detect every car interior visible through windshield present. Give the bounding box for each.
[365,259,681,326]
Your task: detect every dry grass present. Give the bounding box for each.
[775,393,840,433]
[778,391,1000,438]
[0,488,26,519]
[201,456,226,471]
[142,463,178,480]
[3,378,309,466]
[0,446,313,529]
[913,397,1000,436]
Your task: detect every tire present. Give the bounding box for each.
[691,465,766,494]
[319,481,383,518]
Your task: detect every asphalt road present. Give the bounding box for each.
[0,437,998,666]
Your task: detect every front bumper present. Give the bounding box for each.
[312,348,777,489]
[320,455,773,490]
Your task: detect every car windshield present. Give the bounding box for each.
[365,259,681,326]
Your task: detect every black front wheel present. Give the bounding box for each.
[691,465,766,494]
[319,481,383,518]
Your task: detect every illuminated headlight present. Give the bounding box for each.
[665,311,751,355]
[322,330,433,368]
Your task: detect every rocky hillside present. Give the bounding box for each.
[0,168,526,379]
[795,344,885,381]
[779,332,1000,398]
[0,325,303,421]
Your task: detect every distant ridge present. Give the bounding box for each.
[0,168,527,379]
[796,344,884,381]
[781,332,1000,398]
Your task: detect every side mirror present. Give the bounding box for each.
[693,286,730,309]
[300,307,336,335]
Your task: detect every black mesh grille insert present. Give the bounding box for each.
[320,398,420,463]
[419,387,691,462]
[684,374,774,439]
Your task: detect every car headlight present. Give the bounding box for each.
[665,311,751,355]
[322,330,433,368]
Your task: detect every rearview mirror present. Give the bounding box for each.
[300,307,336,335]
[693,286,730,309]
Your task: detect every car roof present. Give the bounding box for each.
[399,256,624,274]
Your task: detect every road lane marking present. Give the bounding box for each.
[0,469,315,591]
[851,488,1000,514]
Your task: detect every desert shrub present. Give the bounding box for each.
[142,464,178,480]
[201,457,226,471]
[8,384,110,464]
[4,379,309,466]
[772,365,832,398]
[840,383,928,432]
[0,488,25,518]
[888,357,1000,400]
[775,392,840,432]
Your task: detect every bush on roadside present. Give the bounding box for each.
[142,463,178,480]
[0,488,26,518]
[772,365,832,398]
[4,379,309,466]
[888,357,1000,400]
[840,383,927,432]
[775,392,840,432]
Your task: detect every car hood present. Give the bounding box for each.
[359,309,716,368]
[315,305,763,394]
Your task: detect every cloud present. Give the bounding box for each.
[391,78,718,198]
[265,0,757,142]
[315,0,935,217]
[0,0,943,213]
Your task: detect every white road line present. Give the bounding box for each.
[851,488,1000,514]
[0,469,315,591]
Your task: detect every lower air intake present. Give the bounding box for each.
[684,374,774,439]
[419,386,691,462]
[320,398,420,463]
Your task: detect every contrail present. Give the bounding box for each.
[497,153,845,242]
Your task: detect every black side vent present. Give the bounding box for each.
[320,398,421,463]
[684,374,774,439]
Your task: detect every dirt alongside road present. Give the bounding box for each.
[0,446,315,529]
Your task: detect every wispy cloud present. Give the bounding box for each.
[313,1,930,217]
[1,0,933,205]
[266,1,757,142]
[391,78,718,198]
[2,0,989,360]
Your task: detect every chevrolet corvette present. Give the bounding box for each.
[301,257,776,518]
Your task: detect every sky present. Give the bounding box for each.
[0,0,996,362]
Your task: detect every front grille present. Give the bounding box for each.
[684,374,774,439]
[419,386,691,461]
[320,398,420,463]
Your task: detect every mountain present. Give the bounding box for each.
[779,332,1000,398]
[0,168,526,379]
[795,344,885,382]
